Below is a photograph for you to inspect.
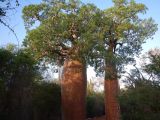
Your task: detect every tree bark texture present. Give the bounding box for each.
[104,46,120,120]
[61,60,87,120]
[104,79,120,120]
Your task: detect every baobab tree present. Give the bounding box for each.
[23,1,101,120]
[97,1,157,120]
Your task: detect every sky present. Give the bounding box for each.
[0,0,159,50]
[0,0,160,83]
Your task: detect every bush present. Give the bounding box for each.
[87,91,105,118]
[119,80,160,120]
[32,81,61,120]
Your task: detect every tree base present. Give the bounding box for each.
[61,60,87,120]
[104,80,120,120]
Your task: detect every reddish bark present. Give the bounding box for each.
[104,79,120,120]
[61,60,87,120]
[104,44,120,120]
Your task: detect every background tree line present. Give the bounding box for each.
[0,45,160,120]
[0,45,105,120]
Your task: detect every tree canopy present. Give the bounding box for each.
[23,0,102,65]
[91,0,157,75]
[23,0,157,72]
[22,1,158,120]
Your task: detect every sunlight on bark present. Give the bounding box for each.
[61,60,87,120]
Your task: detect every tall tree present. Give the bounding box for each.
[23,1,101,120]
[91,0,157,120]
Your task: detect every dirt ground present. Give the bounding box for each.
[87,116,105,120]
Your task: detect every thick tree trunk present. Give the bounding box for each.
[61,60,87,120]
[104,79,120,120]
[104,46,120,120]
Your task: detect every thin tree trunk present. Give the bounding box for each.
[104,46,120,120]
[61,59,87,120]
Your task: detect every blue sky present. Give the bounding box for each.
[0,0,160,53]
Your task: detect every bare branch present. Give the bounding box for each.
[0,19,19,48]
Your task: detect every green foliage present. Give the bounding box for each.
[0,46,62,120]
[87,92,105,118]
[0,46,40,120]
[104,0,150,40]
[23,0,102,64]
[0,48,14,81]
[1,54,106,119]
[143,48,160,80]
[32,81,61,120]
[0,48,14,119]
[22,0,157,76]
[91,0,157,75]
[119,80,160,120]
[23,4,47,29]
[86,80,105,118]
[120,49,160,120]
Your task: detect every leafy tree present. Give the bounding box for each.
[119,80,160,120]
[119,49,160,120]
[91,0,157,120]
[0,45,62,120]
[32,81,61,120]
[22,1,158,120]
[0,48,14,120]
[142,48,160,81]
[23,1,101,120]
[0,46,39,120]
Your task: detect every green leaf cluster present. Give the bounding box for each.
[91,0,157,75]
[23,0,157,75]
[23,0,102,65]
[120,49,160,119]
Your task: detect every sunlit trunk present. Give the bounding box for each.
[104,46,120,120]
[61,59,87,120]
